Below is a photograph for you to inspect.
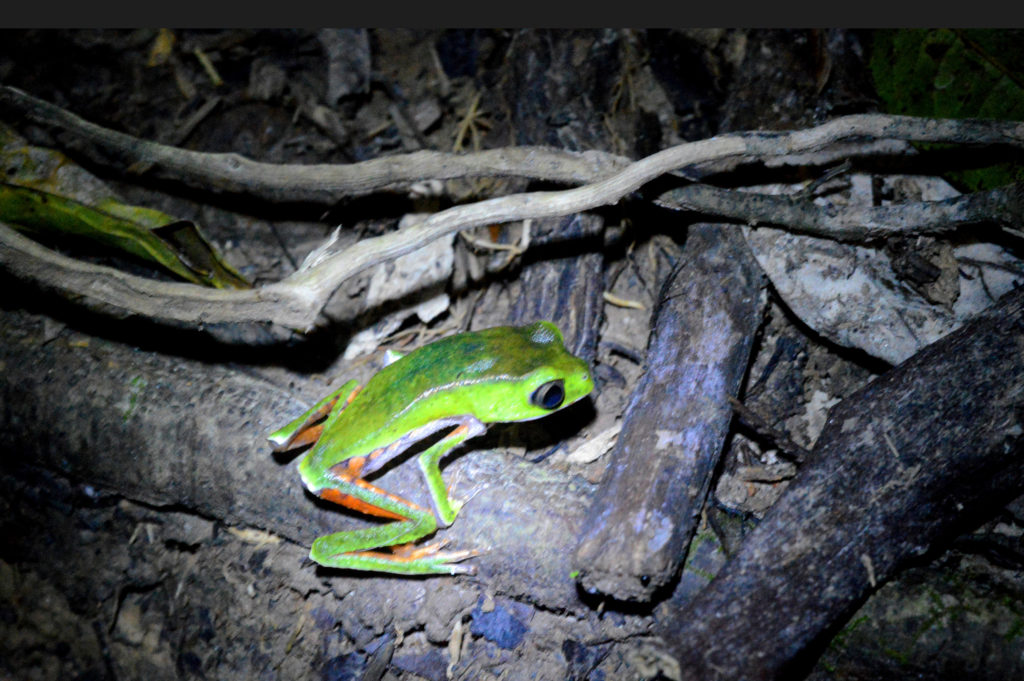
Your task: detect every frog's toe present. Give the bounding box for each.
[447,479,485,516]
[393,539,480,565]
[445,561,477,576]
[392,538,450,559]
[431,547,481,574]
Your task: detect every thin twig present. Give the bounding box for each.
[656,181,1024,241]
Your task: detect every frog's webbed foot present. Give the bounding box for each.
[392,538,481,575]
[445,469,486,518]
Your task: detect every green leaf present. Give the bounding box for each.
[0,122,249,289]
[869,29,1024,191]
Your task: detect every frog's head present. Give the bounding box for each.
[471,321,595,423]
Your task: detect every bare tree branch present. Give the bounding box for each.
[3,81,1023,337]
[0,85,630,201]
[3,86,1022,203]
[0,221,318,332]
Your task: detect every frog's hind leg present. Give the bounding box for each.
[310,465,477,575]
[310,520,478,575]
[309,485,476,574]
[314,469,421,522]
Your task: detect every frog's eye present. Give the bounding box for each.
[530,379,565,410]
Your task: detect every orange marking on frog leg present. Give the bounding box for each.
[352,548,477,564]
[317,488,408,521]
[286,423,324,449]
[392,539,458,559]
[343,384,362,405]
[352,550,425,564]
[312,397,339,420]
[319,459,430,522]
[275,385,362,452]
[311,384,360,420]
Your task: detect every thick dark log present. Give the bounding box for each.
[508,211,604,363]
[574,224,764,600]
[0,307,596,611]
[658,285,1024,680]
[504,29,606,361]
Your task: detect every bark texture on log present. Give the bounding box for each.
[504,29,607,361]
[657,285,1024,680]
[0,307,596,611]
[574,224,764,600]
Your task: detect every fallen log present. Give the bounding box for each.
[574,224,764,600]
[657,285,1024,680]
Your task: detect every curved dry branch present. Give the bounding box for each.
[0,221,319,330]
[251,115,1024,309]
[3,86,1023,203]
[0,85,630,202]
[2,87,1023,335]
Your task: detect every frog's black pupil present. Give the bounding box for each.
[531,380,565,409]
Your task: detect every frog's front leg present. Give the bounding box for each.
[418,415,487,527]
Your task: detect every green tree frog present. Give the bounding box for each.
[268,321,594,576]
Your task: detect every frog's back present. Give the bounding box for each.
[349,324,555,422]
[302,322,590,478]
